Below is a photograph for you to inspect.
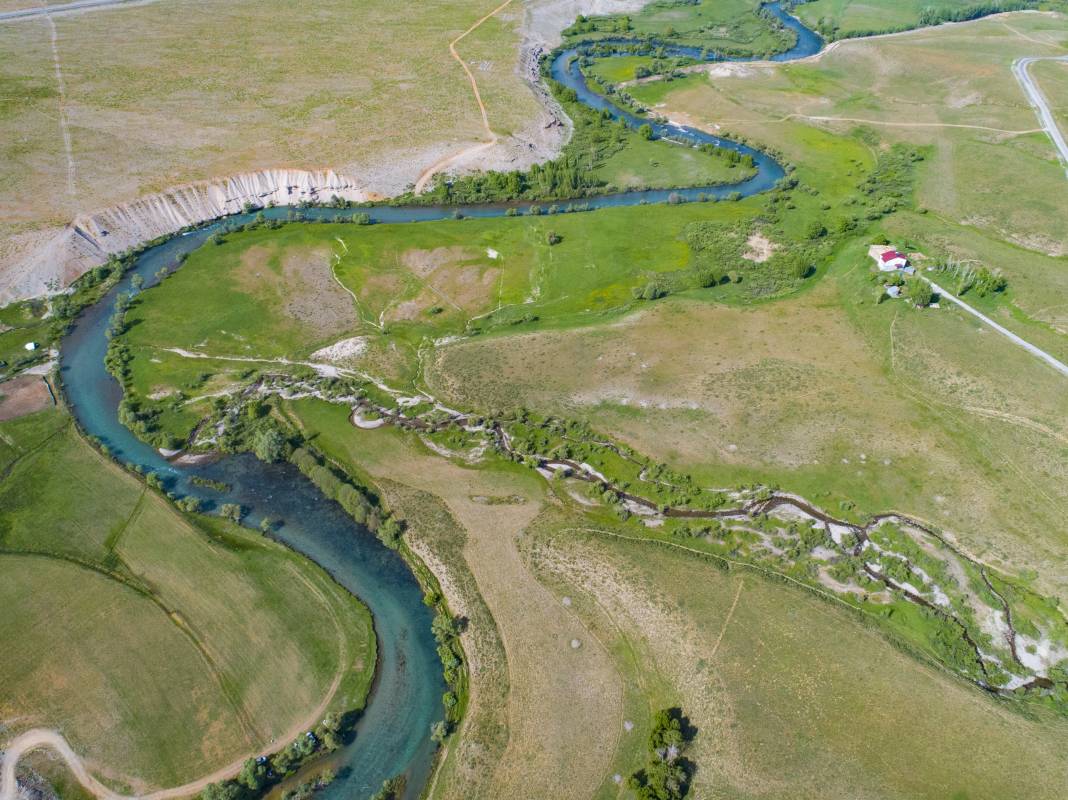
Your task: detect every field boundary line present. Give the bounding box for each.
[103,487,145,551]
[414,0,515,193]
[0,416,70,482]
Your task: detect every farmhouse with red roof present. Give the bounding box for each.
[879,250,909,271]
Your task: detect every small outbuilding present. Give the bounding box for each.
[24,342,37,351]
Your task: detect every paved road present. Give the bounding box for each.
[0,0,157,23]
[925,277,1068,378]
[1013,55,1068,178]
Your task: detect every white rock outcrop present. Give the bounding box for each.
[77,169,371,254]
[0,169,372,304]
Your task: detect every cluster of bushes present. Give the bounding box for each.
[429,600,465,724]
[46,251,139,338]
[932,257,1007,297]
[289,446,404,548]
[104,338,133,382]
[698,142,754,169]
[191,475,230,492]
[209,398,289,457]
[625,219,818,302]
[671,520,724,540]
[628,708,694,800]
[280,770,336,800]
[199,714,349,800]
[175,495,204,514]
[922,611,989,683]
[499,413,729,513]
[115,396,167,446]
[856,144,923,220]
[633,59,686,80]
[211,211,372,241]
[870,269,935,307]
[428,156,594,204]
[908,277,934,307]
[918,1,1036,26]
[369,776,406,800]
[104,291,133,339]
[563,12,633,36]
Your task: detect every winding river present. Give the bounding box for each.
[58,3,820,798]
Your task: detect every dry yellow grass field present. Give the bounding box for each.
[0,0,550,297]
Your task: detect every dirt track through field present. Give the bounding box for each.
[710,579,744,658]
[414,0,515,193]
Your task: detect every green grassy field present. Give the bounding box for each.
[566,0,792,55]
[587,55,654,85]
[0,408,375,792]
[591,134,757,190]
[796,0,1050,38]
[626,12,1068,322]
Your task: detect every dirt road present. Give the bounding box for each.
[413,0,515,193]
